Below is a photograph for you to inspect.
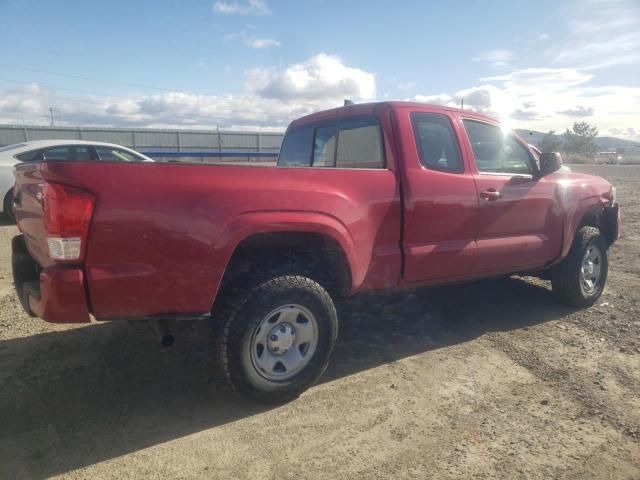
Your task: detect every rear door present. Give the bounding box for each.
[460,118,562,273]
[397,108,479,283]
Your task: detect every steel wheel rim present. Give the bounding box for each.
[580,244,603,295]
[250,304,318,381]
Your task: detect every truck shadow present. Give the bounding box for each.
[0,276,573,479]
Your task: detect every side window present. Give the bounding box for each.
[74,146,93,161]
[412,113,462,172]
[312,124,338,167]
[95,147,143,162]
[278,127,313,166]
[43,147,71,161]
[336,117,384,168]
[462,120,533,175]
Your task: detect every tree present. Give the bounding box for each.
[563,122,598,160]
[538,130,563,153]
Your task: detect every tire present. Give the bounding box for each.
[551,226,608,308]
[3,189,15,223]
[215,275,338,403]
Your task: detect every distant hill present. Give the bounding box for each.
[515,129,640,151]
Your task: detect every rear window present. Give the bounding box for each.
[312,124,338,167]
[15,149,42,162]
[278,116,384,169]
[336,117,384,168]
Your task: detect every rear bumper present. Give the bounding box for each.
[12,235,90,323]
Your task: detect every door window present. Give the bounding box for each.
[412,113,462,172]
[43,147,71,161]
[95,146,146,162]
[463,120,533,175]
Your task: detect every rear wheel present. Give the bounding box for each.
[215,275,338,403]
[551,227,608,307]
[3,189,15,223]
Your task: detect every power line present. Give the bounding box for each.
[0,62,178,93]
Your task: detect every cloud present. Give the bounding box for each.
[550,0,640,69]
[511,109,541,121]
[558,105,594,117]
[608,127,638,139]
[481,68,593,92]
[246,53,375,101]
[472,49,514,67]
[0,54,376,131]
[536,33,550,42]
[213,0,270,15]
[412,66,640,141]
[397,81,416,92]
[225,30,280,48]
[245,37,279,48]
[416,85,516,116]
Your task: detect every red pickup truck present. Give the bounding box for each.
[12,102,620,402]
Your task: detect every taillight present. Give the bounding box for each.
[43,183,95,260]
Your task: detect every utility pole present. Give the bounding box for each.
[461,98,464,110]
[49,107,54,127]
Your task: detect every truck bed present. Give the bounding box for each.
[14,161,401,321]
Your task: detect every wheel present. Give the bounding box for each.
[215,275,338,403]
[551,226,608,307]
[3,189,15,223]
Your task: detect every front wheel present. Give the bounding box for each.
[551,226,608,307]
[215,275,338,403]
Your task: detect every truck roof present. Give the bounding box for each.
[288,101,497,130]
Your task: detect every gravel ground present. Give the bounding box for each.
[0,165,638,479]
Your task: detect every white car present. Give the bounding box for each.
[0,140,154,222]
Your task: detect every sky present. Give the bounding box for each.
[0,0,638,140]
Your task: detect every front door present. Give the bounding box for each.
[460,119,562,274]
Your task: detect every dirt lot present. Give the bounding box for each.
[0,164,638,479]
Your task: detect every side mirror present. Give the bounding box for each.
[539,152,563,176]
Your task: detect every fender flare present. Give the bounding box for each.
[560,196,607,259]
[215,210,360,289]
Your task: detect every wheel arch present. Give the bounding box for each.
[210,212,357,314]
[560,197,609,259]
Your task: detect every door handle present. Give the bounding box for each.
[480,188,502,201]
